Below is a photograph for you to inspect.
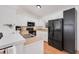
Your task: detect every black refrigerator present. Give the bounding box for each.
[48,18,63,50]
[63,8,77,54]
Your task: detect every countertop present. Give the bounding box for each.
[36,27,48,32]
[0,32,25,49]
[20,26,48,32]
[24,36,40,45]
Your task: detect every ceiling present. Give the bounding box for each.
[16,5,76,18]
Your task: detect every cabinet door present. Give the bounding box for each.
[64,25,75,53]
[64,8,75,25]
[43,31,48,41]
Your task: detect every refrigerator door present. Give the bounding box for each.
[53,19,63,50]
[54,20,62,30]
[63,8,77,54]
[48,19,63,51]
[53,20,63,41]
[64,25,75,53]
[48,20,54,44]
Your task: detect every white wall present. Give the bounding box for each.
[75,6,79,51]
[16,14,45,27]
[42,11,63,22]
[0,6,16,25]
[0,5,45,27]
[16,14,35,26]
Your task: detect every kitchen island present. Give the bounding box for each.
[15,27,48,54]
[0,31,25,54]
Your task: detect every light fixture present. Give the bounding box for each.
[36,5,41,8]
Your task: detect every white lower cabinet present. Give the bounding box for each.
[43,31,48,42]
[14,40,43,54]
[15,44,25,54]
[37,31,48,42]
[23,40,44,54]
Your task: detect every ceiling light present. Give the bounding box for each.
[36,5,41,8]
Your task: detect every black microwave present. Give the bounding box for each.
[27,22,35,26]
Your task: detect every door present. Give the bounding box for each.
[64,25,75,53]
[48,19,63,51]
[53,19,63,50]
[63,8,77,53]
[48,20,54,46]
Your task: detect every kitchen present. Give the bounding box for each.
[0,5,79,54]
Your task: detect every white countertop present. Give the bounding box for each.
[0,31,25,49]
